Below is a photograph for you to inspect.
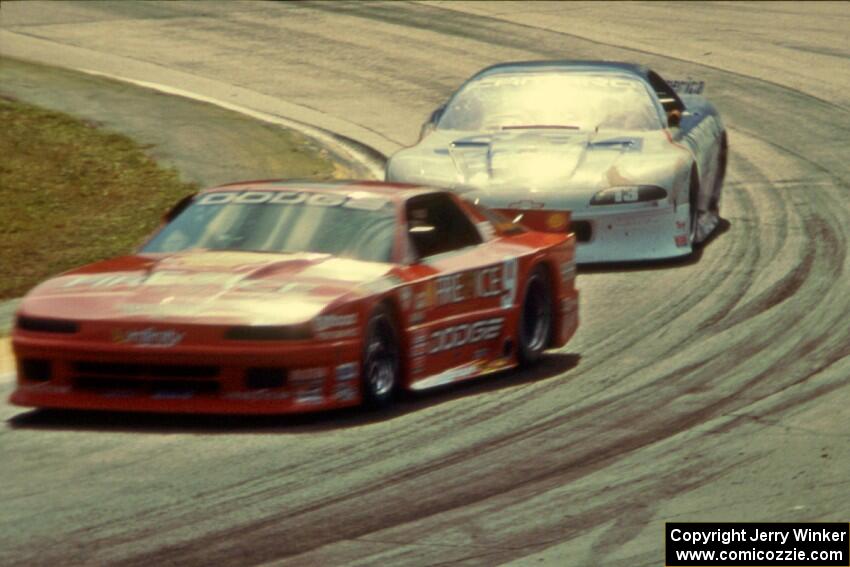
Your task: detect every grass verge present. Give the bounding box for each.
[0,96,198,299]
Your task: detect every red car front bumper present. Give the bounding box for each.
[10,333,363,414]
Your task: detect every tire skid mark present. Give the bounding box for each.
[4,3,850,566]
[112,391,761,566]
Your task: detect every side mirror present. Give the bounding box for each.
[419,106,445,141]
[163,193,196,222]
[667,109,682,128]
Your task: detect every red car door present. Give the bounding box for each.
[401,192,519,389]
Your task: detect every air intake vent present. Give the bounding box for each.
[246,368,287,390]
[17,316,79,334]
[22,359,51,381]
[225,325,311,341]
[72,362,219,378]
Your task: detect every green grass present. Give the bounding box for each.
[0,96,199,299]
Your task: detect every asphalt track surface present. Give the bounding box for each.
[1,2,849,565]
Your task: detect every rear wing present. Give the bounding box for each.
[667,80,705,95]
[493,208,573,234]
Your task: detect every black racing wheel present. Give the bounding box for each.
[361,304,400,409]
[517,265,553,366]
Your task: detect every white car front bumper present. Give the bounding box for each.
[571,202,692,263]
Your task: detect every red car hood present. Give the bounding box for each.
[20,250,396,326]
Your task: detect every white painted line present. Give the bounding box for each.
[76,68,386,180]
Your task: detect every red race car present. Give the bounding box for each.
[10,180,579,414]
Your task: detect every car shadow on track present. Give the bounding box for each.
[579,218,731,274]
[7,352,580,434]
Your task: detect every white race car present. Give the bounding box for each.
[387,61,728,263]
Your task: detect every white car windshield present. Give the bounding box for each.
[143,190,397,263]
[438,72,661,132]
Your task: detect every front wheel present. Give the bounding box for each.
[361,305,400,409]
[708,135,728,215]
[517,265,553,366]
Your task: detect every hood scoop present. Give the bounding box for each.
[449,131,590,188]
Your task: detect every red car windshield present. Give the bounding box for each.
[143,190,397,263]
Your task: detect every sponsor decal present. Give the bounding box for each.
[415,281,439,310]
[198,191,390,211]
[315,313,358,341]
[333,384,358,402]
[546,213,569,231]
[410,364,479,391]
[295,391,324,405]
[335,362,358,382]
[292,367,325,404]
[560,259,576,284]
[666,79,705,95]
[411,331,428,358]
[398,287,413,310]
[291,367,328,382]
[427,259,518,309]
[112,327,184,348]
[508,199,545,210]
[410,331,429,375]
[429,318,503,354]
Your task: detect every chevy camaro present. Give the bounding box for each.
[386,60,728,263]
[11,180,579,414]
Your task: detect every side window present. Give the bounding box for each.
[406,194,483,259]
[647,71,685,113]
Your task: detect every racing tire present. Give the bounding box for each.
[361,304,400,410]
[688,168,700,247]
[517,265,553,366]
[708,135,728,215]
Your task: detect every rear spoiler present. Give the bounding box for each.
[667,80,705,95]
[494,208,572,234]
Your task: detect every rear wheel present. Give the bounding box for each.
[361,305,400,409]
[517,265,553,366]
